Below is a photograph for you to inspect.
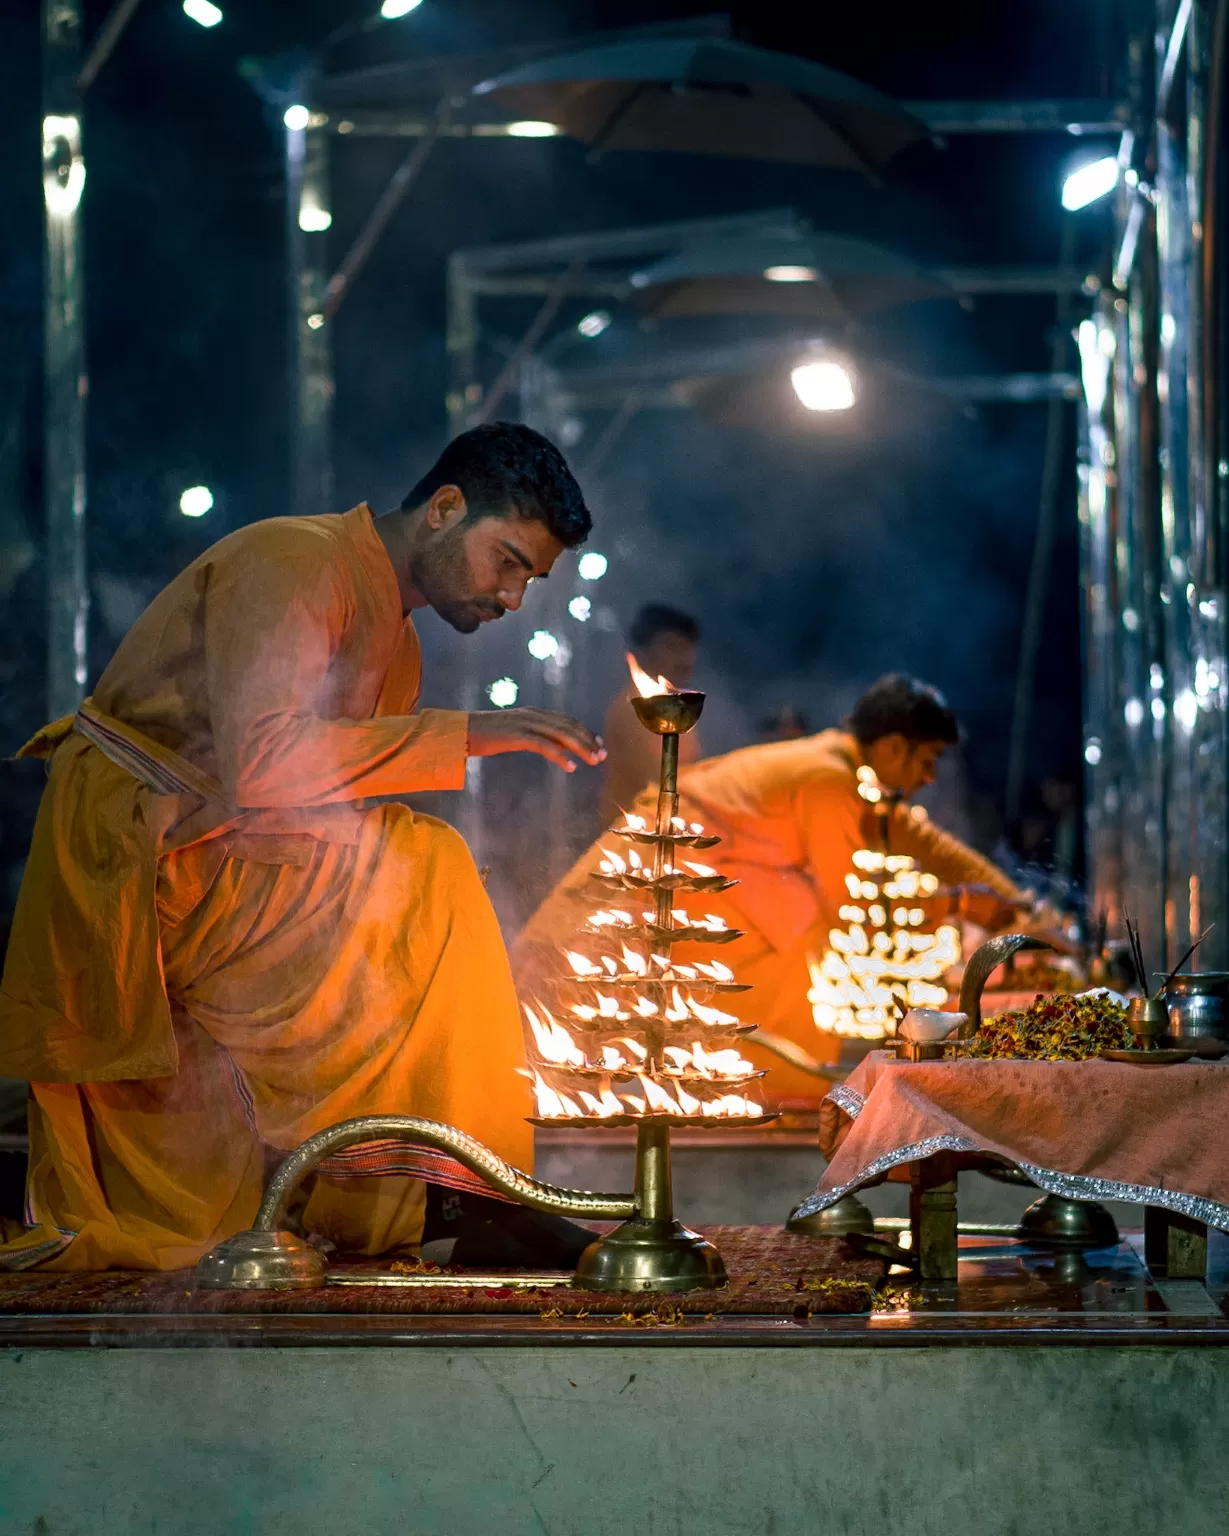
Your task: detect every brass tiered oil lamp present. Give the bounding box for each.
[523,657,777,1290]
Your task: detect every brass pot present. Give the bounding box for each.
[1164,972,1229,1053]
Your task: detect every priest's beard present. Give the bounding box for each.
[413,522,505,634]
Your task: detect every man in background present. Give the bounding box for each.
[599,604,702,828]
[759,705,810,743]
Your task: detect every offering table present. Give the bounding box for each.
[797,1052,1229,1279]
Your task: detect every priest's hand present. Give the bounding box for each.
[467,709,607,773]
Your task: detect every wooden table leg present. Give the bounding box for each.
[1144,1205,1208,1279]
[910,1154,958,1281]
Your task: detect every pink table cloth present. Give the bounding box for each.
[795,1050,1229,1230]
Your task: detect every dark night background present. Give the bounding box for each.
[0,0,1126,926]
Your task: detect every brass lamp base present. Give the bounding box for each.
[1018,1194,1120,1249]
[574,1217,727,1293]
[784,1193,876,1238]
[196,1228,327,1290]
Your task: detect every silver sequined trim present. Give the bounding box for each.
[794,1136,1229,1233]
[794,1134,981,1219]
[1013,1160,1229,1232]
[825,1083,866,1119]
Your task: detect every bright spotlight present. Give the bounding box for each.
[183,0,223,26]
[298,204,332,232]
[380,0,423,14]
[283,104,310,132]
[487,677,519,708]
[791,361,855,413]
[577,551,608,581]
[179,485,214,518]
[1061,156,1119,211]
[1174,689,1199,732]
[505,120,560,138]
[527,630,560,661]
[568,595,592,622]
[577,310,611,338]
[764,265,818,283]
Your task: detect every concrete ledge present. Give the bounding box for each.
[2,1344,1227,1534]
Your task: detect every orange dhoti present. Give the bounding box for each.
[15,799,530,1271]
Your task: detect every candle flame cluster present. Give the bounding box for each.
[525,796,768,1124]
[808,845,960,1040]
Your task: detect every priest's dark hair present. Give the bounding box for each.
[629,604,701,650]
[401,422,591,548]
[847,674,960,747]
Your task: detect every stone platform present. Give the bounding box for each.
[1,1221,1228,1536]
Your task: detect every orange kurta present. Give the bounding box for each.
[0,504,531,1270]
[513,728,1025,1103]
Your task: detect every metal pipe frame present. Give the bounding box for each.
[1080,0,1227,969]
[42,0,88,724]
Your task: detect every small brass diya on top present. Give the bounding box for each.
[198,665,775,1294]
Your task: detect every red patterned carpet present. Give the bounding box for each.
[0,1226,886,1319]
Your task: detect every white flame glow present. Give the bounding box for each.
[524,1006,584,1068]
[810,846,960,1040]
[627,651,679,698]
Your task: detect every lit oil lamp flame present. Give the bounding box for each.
[686,995,739,1027]
[529,1064,763,1121]
[663,1040,756,1078]
[524,1005,585,1068]
[565,950,602,977]
[627,651,681,698]
[588,910,635,936]
[578,1087,623,1117]
[529,1072,587,1120]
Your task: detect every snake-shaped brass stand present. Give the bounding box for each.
[196,1115,637,1290]
[956,932,1053,1035]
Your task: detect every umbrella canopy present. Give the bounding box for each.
[628,233,949,322]
[473,39,929,174]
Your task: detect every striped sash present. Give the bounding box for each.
[72,699,226,802]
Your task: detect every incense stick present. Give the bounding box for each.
[1123,913,1148,995]
[1155,924,1214,998]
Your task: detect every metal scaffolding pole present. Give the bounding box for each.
[42,0,88,722]
[287,104,335,518]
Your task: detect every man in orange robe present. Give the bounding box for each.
[514,675,1029,1104]
[0,423,605,1271]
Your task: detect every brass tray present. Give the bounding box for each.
[1099,1047,1196,1065]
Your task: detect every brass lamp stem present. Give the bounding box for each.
[635,1118,673,1225]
